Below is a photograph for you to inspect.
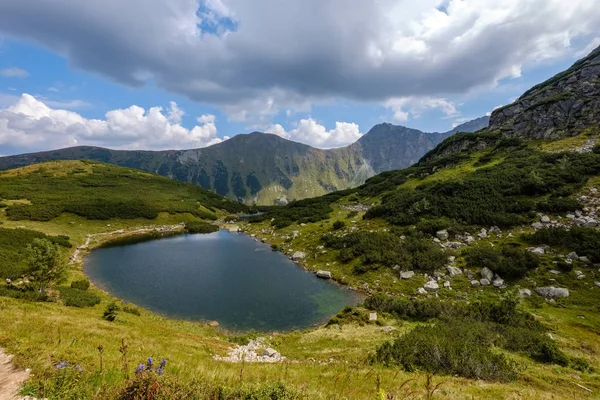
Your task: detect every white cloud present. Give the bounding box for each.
[0,0,598,122]
[267,118,362,148]
[384,97,458,122]
[0,94,223,152]
[0,68,28,78]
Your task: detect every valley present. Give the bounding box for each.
[0,40,599,400]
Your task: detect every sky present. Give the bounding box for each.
[0,0,599,155]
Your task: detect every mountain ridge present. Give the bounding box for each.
[0,118,489,205]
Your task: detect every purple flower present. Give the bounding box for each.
[157,359,166,376]
[56,362,68,370]
[134,363,145,374]
[74,365,84,373]
[146,357,153,371]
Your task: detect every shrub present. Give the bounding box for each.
[347,210,358,219]
[332,221,345,230]
[464,246,540,280]
[59,287,101,308]
[0,202,7,208]
[537,197,581,213]
[0,285,50,302]
[123,305,141,316]
[184,221,219,234]
[103,302,120,322]
[526,227,600,262]
[373,321,517,382]
[70,279,90,291]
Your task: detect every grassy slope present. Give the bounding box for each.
[0,159,598,398]
[240,141,600,398]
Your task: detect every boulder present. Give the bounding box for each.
[470,280,480,287]
[531,222,544,230]
[446,266,462,277]
[436,230,449,241]
[262,348,280,358]
[400,271,415,279]
[519,288,532,298]
[316,270,332,279]
[566,252,579,261]
[448,256,456,264]
[579,256,591,264]
[443,281,451,288]
[577,274,586,280]
[594,282,600,288]
[423,281,439,292]
[208,321,220,327]
[492,278,505,288]
[529,247,546,256]
[541,215,551,223]
[417,287,427,295]
[480,278,491,286]
[292,251,306,260]
[478,229,488,239]
[535,287,570,298]
[481,267,494,281]
[574,270,583,277]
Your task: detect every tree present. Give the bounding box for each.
[26,238,66,292]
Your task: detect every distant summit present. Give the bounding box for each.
[0,117,488,205]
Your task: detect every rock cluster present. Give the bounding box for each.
[214,338,285,363]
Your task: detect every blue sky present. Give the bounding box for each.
[0,0,599,154]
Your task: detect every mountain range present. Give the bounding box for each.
[0,117,488,205]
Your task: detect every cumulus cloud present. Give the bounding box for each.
[267,119,362,148]
[0,1,599,122]
[384,97,458,122]
[0,94,223,152]
[0,68,29,78]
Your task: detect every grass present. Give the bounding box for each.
[0,160,599,398]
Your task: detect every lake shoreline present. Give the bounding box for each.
[79,225,364,333]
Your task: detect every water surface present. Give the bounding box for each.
[84,231,363,331]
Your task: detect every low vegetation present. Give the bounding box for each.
[526,227,600,262]
[464,245,540,280]
[184,221,219,234]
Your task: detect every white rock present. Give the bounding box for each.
[529,247,545,256]
[535,287,570,298]
[478,229,488,239]
[579,256,591,264]
[577,275,586,280]
[369,312,378,321]
[492,278,505,288]
[291,251,306,260]
[519,288,532,298]
[480,278,491,286]
[381,326,396,332]
[316,270,332,279]
[574,270,583,276]
[481,267,494,281]
[436,230,449,241]
[566,252,579,261]
[443,281,451,288]
[417,288,427,295]
[423,281,439,292]
[549,270,562,275]
[446,266,462,277]
[400,271,415,279]
[541,215,551,223]
[448,256,456,263]
[594,282,600,288]
[471,280,480,287]
[531,222,544,230]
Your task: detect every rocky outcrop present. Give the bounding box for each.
[535,287,570,299]
[490,45,600,139]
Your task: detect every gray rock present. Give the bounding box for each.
[579,256,591,264]
[470,280,480,287]
[262,348,280,358]
[566,252,579,261]
[448,256,456,263]
[446,266,462,277]
[535,287,570,298]
[541,215,551,223]
[400,271,415,279]
[531,222,544,230]
[519,288,532,298]
[549,270,562,275]
[369,312,378,321]
[443,281,451,288]
[381,326,397,332]
[492,278,505,288]
[594,282,600,288]
[577,274,586,280]
[417,287,427,295]
[316,270,332,279]
[481,267,494,281]
[574,270,583,276]
[423,281,440,292]
[529,247,545,256]
[291,251,306,260]
[480,278,491,286]
[436,229,449,241]
[478,228,488,239]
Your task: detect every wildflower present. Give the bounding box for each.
[74,365,84,373]
[134,363,145,374]
[146,357,153,371]
[158,359,167,376]
[56,362,68,370]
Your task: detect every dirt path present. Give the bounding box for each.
[0,349,30,400]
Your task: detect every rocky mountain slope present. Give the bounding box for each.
[0,119,487,205]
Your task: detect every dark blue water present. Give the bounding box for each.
[84,231,363,331]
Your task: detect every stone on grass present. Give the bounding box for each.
[566,252,579,261]
[400,271,415,279]
[519,289,532,298]
[436,230,449,241]
[470,280,480,287]
[369,312,378,321]
[292,251,306,260]
[381,326,396,332]
[594,282,600,288]
[549,270,562,275]
[529,247,546,256]
[535,287,570,298]
[443,281,451,288]
[446,266,462,277]
[481,267,494,281]
[541,215,551,223]
[316,270,332,279]
[492,278,505,288]
[480,279,491,286]
[424,281,439,292]
[417,288,427,295]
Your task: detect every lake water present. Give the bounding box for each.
[84,231,363,331]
